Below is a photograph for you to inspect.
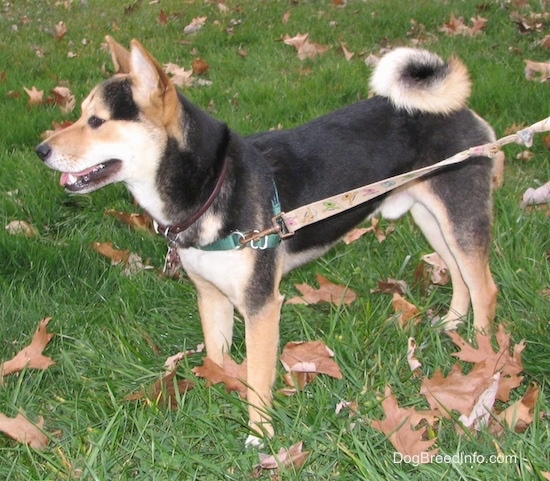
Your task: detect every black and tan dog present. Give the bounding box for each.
[36,37,498,444]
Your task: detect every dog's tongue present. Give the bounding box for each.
[59,166,96,186]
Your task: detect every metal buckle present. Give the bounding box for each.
[272,212,294,239]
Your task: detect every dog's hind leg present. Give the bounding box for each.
[410,203,471,328]
[410,184,497,332]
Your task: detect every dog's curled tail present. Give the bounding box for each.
[370,48,471,115]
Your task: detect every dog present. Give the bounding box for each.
[36,37,498,445]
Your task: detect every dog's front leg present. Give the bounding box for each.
[189,273,235,366]
[244,293,284,446]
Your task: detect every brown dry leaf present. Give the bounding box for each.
[0,413,48,449]
[489,383,539,436]
[421,252,450,285]
[524,59,550,82]
[92,241,130,265]
[252,441,310,476]
[23,86,44,106]
[391,292,420,326]
[280,340,343,381]
[104,209,153,232]
[5,220,39,237]
[457,373,500,432]
[192,58,209,75]
[283,33,328,60]
[371,386,439,460]
[340,42,354,61]
[54,21,67,40]
[447,325,524,402]
[286,274,357,305]
[420,362,495,417]
[126,368,194,409]
[164,62,194,88]
[370,277,408,295]
[0,318,55,379]
[440,14,487,36]
[184,16,207,34]
[50,86,76,114]
[343,217,392,244]
[192,355,248,398]
[407,337,422,374]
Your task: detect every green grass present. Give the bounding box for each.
[1,0,549,479]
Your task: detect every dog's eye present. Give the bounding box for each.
[88,116,105,129]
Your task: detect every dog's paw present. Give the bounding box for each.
[245,434,265,449]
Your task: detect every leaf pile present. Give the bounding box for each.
[370,326,539,462]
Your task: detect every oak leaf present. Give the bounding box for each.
[283,33,328,60]
[252,441,310,476]
[0,318,55,380]
[447,325,524,402]
[5,220,38,237]
[286,274,356,305]
[524,60,550,82]
[0,413,48,449]
[420,362,495,417]
[371,386,439,460]
[280,340,343,388]
[105,209,153,232]
[489,383,539,436]
[421,252,450,285]
[440,14,487,36]
[192,355,248,398]
[23,86,44,106]
[391,292,420,326]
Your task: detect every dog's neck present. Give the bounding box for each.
[154,154,229,244]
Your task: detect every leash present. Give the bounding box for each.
[238,116,550,247]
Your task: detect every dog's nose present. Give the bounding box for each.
[35,143,51,161]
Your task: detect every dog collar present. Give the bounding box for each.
[198,183,282,251]
[155,155,229,243]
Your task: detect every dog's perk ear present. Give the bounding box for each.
[128,39,179,126]
[105,35,131,74]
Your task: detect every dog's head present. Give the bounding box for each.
[36,37,183,197]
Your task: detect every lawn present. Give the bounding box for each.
[0,0,548,480]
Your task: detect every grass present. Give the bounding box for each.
[0,0,549,479]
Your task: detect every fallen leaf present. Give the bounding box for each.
[286,274,356,305]
[92,241,129,265]
[280,340,343,381]
[5,220,38,237]
[283,32,328,60]
[50,86,76,114]
[421,252,449,285]
[54,21,67,40]
[391,292,420,326]
[524,59,550,82]
[164,62,194,87]
[252,441,310,476]
[0,413,48,449]
[440,14,487,37]
[457,373,500,432]
[489,383,539,436]
[340,42,354,61]
[23,86,44,106]
[192,58,209,75]
[371,386,439,460]
[407,337,422,374]
[520,181,550,208]
[192,355,248,398]
[104,209,153,232]
[184,16,207,34]
[447,325,524,402]
[370,278,408,295]
[0,318,55,379]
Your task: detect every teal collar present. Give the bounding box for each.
[198,183,282,251]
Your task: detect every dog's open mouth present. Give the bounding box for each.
[60,159,122,192]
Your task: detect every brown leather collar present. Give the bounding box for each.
[156,155,229,243]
